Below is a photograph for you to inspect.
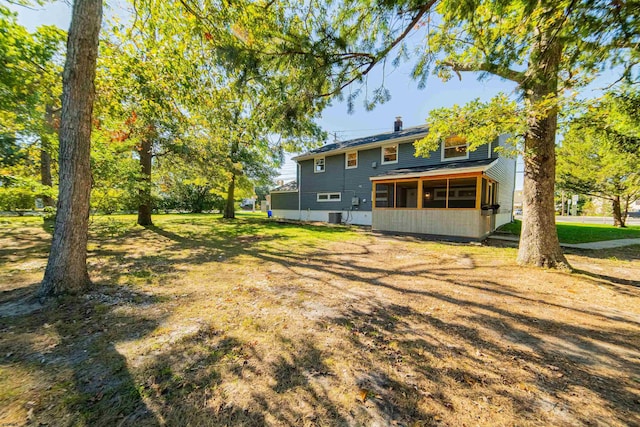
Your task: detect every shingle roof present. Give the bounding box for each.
[374,158,497,178]
[271,181,298,192]
[294,125,429,159]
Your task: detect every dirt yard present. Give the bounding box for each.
[1,214,639,426]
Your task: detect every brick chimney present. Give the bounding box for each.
[394,116,403,132]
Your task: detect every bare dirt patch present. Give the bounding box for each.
[1,215,639,426]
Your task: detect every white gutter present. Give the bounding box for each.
[292,131,429,162]
[369,159,498,181]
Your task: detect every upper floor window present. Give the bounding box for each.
[314,157,325,173]
[381,145,398,164]
[442,136,468,161]
[345,151,358,169]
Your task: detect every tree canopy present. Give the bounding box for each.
[0,5,65,132]
[178,0,638,268]
[3,0,638,300]
[557,88,640,227]
[0,5,65,210]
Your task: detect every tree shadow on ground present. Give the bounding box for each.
[85,222,286,289]
[238,239,640,425]
[568,244,640,262]
[324,290,639,425]
[562,246,640,294]
[88,217,640,425]
[129,325,268,426]
[109,216,637,425]
[129,327,360,426]
[2,216,639,425]
[572,268,639,291]
[0,228,51,266]
[86,216,354,289]
[0,287,165,426]
[0,216,361,425]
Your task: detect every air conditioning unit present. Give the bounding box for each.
[328,212,342,224]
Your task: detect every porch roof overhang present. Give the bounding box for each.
[369,158,498,181]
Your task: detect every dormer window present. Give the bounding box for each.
[442,136,469,161]
[314,157,325,173]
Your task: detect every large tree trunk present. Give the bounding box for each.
[612,196,626,227]
[137,138,153,226]
[39,0,102,298]
[40,149,54,207]
[40,104,55,207]
[223,174,236,219]
[516,37,569,269]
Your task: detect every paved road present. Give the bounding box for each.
[515,215,640,226]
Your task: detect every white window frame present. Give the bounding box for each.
[381,144,398,165]
[441,136,469,162]
[345,151,358,169]
[317,192,341,202]
[435,186,476,201]
[314,157,325,173]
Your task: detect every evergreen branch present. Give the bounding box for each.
[441,61,525,84]
[319,0,437,97]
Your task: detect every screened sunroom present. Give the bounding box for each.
[370,159,505,239]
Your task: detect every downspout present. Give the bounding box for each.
[297,162,302,221]
[511,155,517,223]
[342,152,346,224]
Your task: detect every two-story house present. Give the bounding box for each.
[270,118,516,239]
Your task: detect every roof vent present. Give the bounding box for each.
[394,116,403,132]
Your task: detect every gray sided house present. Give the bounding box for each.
[270,119,516,239]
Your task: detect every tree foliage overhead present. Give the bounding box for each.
[0,5,65,210]
[568,87,640,154]
[415,94,524,158]
[96,1,204,224]
[557,88,640,227]
[178,0,638,268]
[426,0,637,86]
[399,0,639,167]
[179,0,639,102]
[0,5,65,132]
[91,0,328,219]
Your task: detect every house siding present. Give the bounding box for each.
[274,209,372,225]
[372,209,492,239]
[490,134,510,159]
[271,192,298,210]
[485,155,516,227]
[299,140,493,212]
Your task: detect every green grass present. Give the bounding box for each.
[497,219,640,243]
[1,211,640,426]
[5,211,638,246]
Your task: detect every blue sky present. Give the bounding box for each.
[279,61,523,184]
[11,2,622,190]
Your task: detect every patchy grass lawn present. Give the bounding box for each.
[1,213,639,426]
[498,219,640,243]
